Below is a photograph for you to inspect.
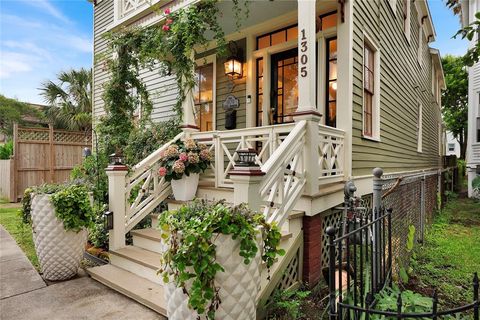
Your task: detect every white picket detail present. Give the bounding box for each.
[124,132,184,233]
[318,124,345,182]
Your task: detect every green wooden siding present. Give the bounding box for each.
[352,0,442,176]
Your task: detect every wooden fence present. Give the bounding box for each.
[0,159,14,201]
[7,124,92,201]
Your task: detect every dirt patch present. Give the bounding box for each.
[0,203,21,209]
[450,217,480,226]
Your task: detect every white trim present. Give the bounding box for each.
[387,0,397,14]
[195,54,217,131]
[417,24,423,67]
[417,100,423,153]
[362,32,381,141]
[403,0,411,43]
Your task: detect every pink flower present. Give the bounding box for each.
[164,8,171,15]
[162,25,170,31]
[166,18,173,25]
[179,152,188,162]
[158,167,167,176]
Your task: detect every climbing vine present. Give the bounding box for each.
[97,0,249,154]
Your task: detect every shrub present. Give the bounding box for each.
[71,152,109,204]
[266,288,311,319]
[0,140,13,159]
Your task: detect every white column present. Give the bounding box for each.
[296,0,317,114]
[106,164,128,251]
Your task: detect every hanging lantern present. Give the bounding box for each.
[224,41,243,79]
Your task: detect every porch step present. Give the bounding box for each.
[87,264,167,317]
[109,246,162,284]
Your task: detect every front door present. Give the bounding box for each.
[271,48,298,124]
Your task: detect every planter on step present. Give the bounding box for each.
[164,233,261,320]
[31,194,88,281]
[171,173,199,201]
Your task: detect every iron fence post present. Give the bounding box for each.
[372,168,383,293]
[474,272,479,320]
[432,290,438,320]
[396,292,403,320]
[327,226,337,320]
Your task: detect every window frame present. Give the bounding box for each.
[417,24,423,67]
[194,54,217,132]
[402,0,411,43]
[387,0,397,14]
[362,33,381,141]
[417,101,423,153]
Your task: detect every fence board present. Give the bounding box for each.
[10,124,92,201]
[0,159,14,201]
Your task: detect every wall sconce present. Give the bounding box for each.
[104,211,113,230]
[236,148,258,167]
[224,41,243,79]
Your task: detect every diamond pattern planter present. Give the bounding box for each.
[164,233,261,320]
[31,194,88,281]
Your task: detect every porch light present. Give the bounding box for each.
[104,211,113,230]
[236,148,257,167]
[224,57,243,78]
[224,41,243,79]
[109,150,125,165]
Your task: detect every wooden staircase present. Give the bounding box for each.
[88,189,305,317]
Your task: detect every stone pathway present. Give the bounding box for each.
[0,226,161,320]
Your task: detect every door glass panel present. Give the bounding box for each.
[194,63,214,131]
[256,58,264,126]
[326,38,338,127]
[271,48,298,124]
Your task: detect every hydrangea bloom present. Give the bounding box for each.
[158,167,167,176]
[199,149,211,161]
[188,152,200,164]
[164,145,179,158]
[179,152,188,162]
[173,160,185,174]
[184,139,197,150]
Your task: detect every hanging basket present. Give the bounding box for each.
[31,194,88,281]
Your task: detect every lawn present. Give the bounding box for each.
[410,196,480,307]
[0,202,39,270]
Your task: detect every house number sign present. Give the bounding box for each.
[300,29,308,78]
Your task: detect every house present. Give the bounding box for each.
[89,0,446,316]
[446,131,461,158]
[461,0,480,197]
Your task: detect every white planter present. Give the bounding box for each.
[171,173,199,201]
[164,233,262,320]
[31,194,88,281]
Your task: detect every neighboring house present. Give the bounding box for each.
[446,131,461,158]
[461,0,480,197]
[90,0,446,315]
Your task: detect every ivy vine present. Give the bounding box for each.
[158,200,285,319]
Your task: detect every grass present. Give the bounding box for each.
[410,197,480,307]
[0,204,39,270]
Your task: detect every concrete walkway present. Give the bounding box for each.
[0,226,161,320]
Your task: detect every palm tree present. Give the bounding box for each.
[39,68,92,131]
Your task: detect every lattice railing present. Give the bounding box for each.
[191,123,295,188]
[318,124,345,182]
[259,121,307,230]
[124,132,184,233]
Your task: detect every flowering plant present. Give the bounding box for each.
[158,139,211,181]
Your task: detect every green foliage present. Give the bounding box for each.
[472,176,480,190]
[21,184,94,232]
[266,288,311,320]
[0,140,13,159]
[158,139,211,181]
[0,94,44,136]
[39,68,92,131]
[158,200,284,319]
[50,184,95,232]
[441,55,468,159]
[444,190,458,201]
[375,285,432,315]
[71,152,109,204]
[453,11,480,67]
[124,119,181,165]
[88,204,109,248]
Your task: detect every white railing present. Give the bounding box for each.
[259,121,307,229]
[471,143,480,164]
[191,123,296,188]
[118,0,147,19]
[318,124,345,183]
[125,132,184,232]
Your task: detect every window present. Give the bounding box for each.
[363,36,380,139]
[417,102,423,152]
[256,58,264,127]
[417,25,423,65]
[194,62,215,131]
[402,0,410,41]
[326,37,337,127]
[448,143,455,152]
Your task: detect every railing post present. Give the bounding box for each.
[106,163,128,251]
[474,272,479,320]
[229,159,265,212]
[180,52,199,135]
[372,167,383,292]
[327,226,337,320]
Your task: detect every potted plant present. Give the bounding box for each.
[21,184,94,280]
[158,200,285,320]
[158,139,211,201]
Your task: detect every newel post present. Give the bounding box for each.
[229,149,265,212]
[106,163,128,251]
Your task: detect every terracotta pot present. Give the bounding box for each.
[171,173,199,201]
[31,194,88,281]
